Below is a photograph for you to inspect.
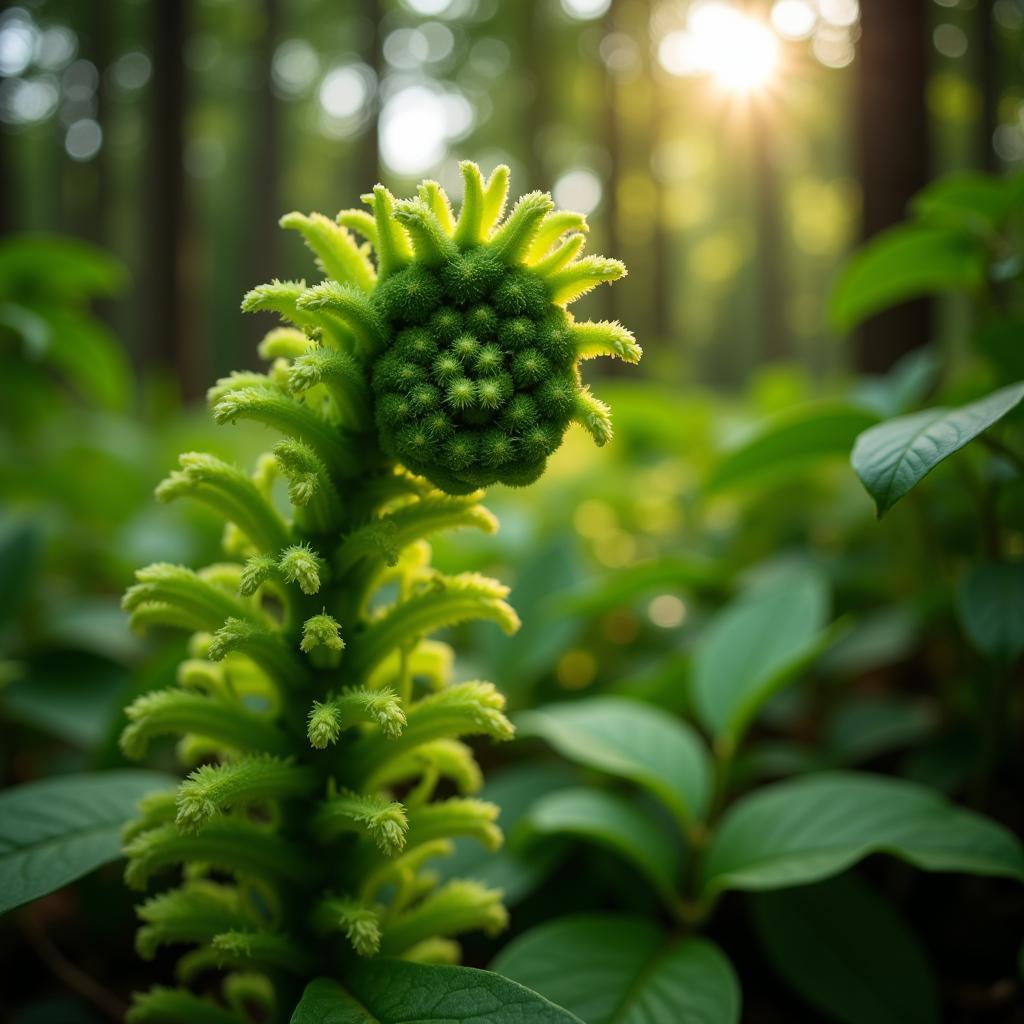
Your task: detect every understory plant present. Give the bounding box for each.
[488,172,1024,1024]
[109,162,638,1021]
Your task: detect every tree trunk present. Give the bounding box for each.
[358,0,382,189]
[143,0,196,395]
[978,0,998,173]
[854,0,930,372]
[242,0,281,370]
[752,101,786,362]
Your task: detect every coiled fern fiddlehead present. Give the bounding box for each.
[119,162,639,1022]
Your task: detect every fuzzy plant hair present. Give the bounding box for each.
[119,162,637,1023]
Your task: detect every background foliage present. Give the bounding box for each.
[2,1,1024,1022]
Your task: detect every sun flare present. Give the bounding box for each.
[658,2,782,94]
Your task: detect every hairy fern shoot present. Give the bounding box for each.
[119,163,636,1023]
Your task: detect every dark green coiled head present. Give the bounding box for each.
[273,162,641,495]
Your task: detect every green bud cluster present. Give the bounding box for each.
[284,162,639,493]
[117,163,638,1024]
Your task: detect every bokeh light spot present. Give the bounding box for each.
[553,168,602,214]
[560,0,612,21]
[65,118,102,161]
[770,0,817,40]
[319,64,371,120]
[648,594,687,629]
[933,23,968,58]
[556,649,598,690]
[272,39,319,97]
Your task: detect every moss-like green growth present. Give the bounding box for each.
[282,163,639,493]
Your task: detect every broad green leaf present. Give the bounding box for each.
[732,741,827,786]
[706,403,879,493]
[492,914,740,1024]
[851,382,1024,516]
[0,234,127,301]
[977,316,1024,383]
[831,224,985,332]
[527,787,678,903]
[45,311,131,411]
[818,606,918,677]
[474,536,586,699]
[290,963,583,1024]
[0,770,175,914]
[0,517,43,629]
[516,696,711,825]
[692,567,831,743]
[0,655,129,749]
[854,347,941,418]
[957,562,1024,662]
[558,555,727,617]
[825,696,936,765]
[700,772,1024,899]
[910,173,1015,234]
[435,762,577,904]
[751,873,939,1024]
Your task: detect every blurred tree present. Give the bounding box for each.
[855,0,929,373]
[143,0,197,396]
[978,0,997,173]
[245,0,281,363]
[358,0,381,191]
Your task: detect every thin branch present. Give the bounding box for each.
[22,909,127,1022]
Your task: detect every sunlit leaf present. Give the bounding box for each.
[706,402,879,493]
[493,915,740,1024]
[692,566,832,743]
[831,224,985,332]
[851,382,1024,516]
[910,172,1017,235]
[0,234,127,301]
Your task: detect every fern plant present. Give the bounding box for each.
[117,162,638,1022]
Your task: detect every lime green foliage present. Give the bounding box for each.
[119,165,638,1021]
[0,234,129,418]
[278,162,638,493]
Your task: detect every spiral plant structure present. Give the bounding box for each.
[119,162,639,1022]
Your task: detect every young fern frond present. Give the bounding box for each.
[313,897,382,957]
[313,790,409,855]
[279,211,376,293]
[379,880,508,957]
[135,882,258,960]
[156,453,290,552]
[175,757,316,833]
[211,929,307,974]
[120,162,636,1021]
[405,798,503,852]
[127,987,244,1024]
[346,574,520,681]
[121,689,289,759]
[307,687,406,749]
